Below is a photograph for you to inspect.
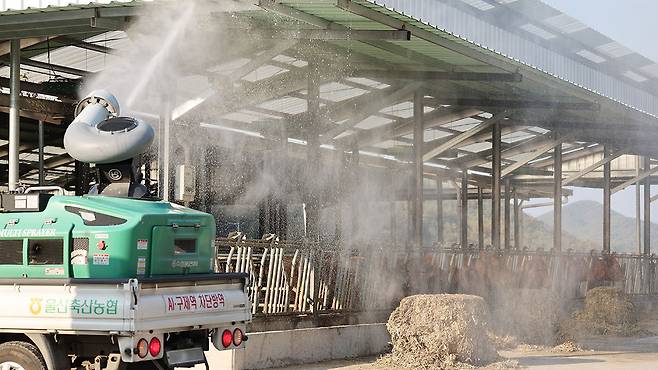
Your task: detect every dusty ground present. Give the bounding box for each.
[271,318,658,370]
[271,338,658,369]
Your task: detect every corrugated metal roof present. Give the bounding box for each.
[0,0,148,13]
[373,0,658,117]
[0,0,657,186]
[0,30,128,82]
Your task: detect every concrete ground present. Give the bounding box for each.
[270,334,658,370]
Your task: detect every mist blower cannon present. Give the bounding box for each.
[0,90,251,369]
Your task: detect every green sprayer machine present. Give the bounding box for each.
[0,90,251,370]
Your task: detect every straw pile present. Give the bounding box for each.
[567,287,639,336]
[551,340,582,353]
[490,289,561,345]
[385,294,498,369]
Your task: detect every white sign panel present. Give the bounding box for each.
[164,292,225,313]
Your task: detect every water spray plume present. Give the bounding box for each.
[125,3,195,109]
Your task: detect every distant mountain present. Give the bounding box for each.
[418,200,597,252]
[538,200,654,254]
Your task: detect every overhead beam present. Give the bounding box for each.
[352,107,482,149]
[612,163,658,194]
[0,142,39,160]
[89,16,126,30]
[352,69,522,82]
[0,7,137,26]
[0,77,76,102]
[230,41,297,82]
[293,82,403,127]
[501,136,568,177]
[0,37,47,57]
[259,0,336,29]
[56,35,117,54]
[452,128,544,169]
[320,83,421,144]
[0,25,100,40]
[425,97,599,111]
[186,64,347,125]
[256,29,410,41]
[422,115,506,162]
[0,94,74,119]
[531,144,603,167]
[562,150,622,186]
[19,57,91,76]
[43,153,74,169]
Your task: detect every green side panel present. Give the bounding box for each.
[150,226,214,275]
[0,195,216,280]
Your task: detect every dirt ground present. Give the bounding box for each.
[271,319,658,370]
[271,340,658,369]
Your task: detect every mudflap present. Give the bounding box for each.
[164,347,208,369]
[25,334,70,370]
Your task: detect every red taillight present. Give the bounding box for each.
[221,329,233,348]
[149,337,161,357]
[136,338,148,358]
[233,328,243,346]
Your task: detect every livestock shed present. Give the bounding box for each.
[1,0,658,322]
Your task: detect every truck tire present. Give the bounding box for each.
[0,341,47,370]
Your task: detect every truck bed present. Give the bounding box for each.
[0,273,250,335]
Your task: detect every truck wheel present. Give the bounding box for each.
[0,341,46,370]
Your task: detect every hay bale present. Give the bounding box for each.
[386,294,498,368]
[490,289,561,345]
[551,340,582,353]
[568,287,639,336]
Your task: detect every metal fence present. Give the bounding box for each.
[217,237,658,317]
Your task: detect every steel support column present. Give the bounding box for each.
[277,126,288,240]
[492,121,502,249]
[158,91,173,201]
[8,39,20,191]
[513,190,520,249]
[644,156,651,256]
[637,157,642,254]
[74,161,90,195]
[436,175,444,245]
[144,159,152,197]
[306,65,321,243]
[504,178,511,249]
[38,120,44,185]
[553,141,562,251]
[460,172,468,247]
[478,187,484,248]
[413,90,424,248]
[603,146,611,254]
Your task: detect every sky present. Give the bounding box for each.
[542,0,658,62]
[526,1,658,218]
